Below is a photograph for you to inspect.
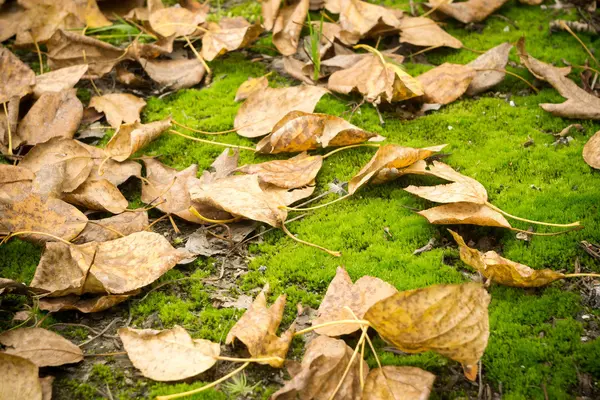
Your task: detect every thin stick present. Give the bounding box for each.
[189,206,240,224]
[2,102,12,155]
[85,351,127,357]
[184,35,211,75]
[48,323,100,335]
[410,45,441,58]
[294,320,370,336]
[156,362,250,400]
[172,120,257,135]
[2,231,72,246]
[510,226,583,236]
[144,214,171,231]
[322,144,380,159]
[125,200,166,212]
[486,202,580,228]
[283,193,352,212]
[474,68,539,92]
[359,337,366,390]
[461,45,486,54]
[328,329,367,400]
[89,78,102,96]
[79,318,122,347]
[281,223,341,257]
[564,273,600,278]
[573,64,600,76]
[168,215,181,234]
[168,129,256,152]
[559,20,599,66]
[215,355,284,363]
[85,220,125,238]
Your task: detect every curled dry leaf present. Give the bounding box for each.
[273,0,309,56]
[236,152,323,189]
[0,278,47,296]
[449,229,565,287]
[149,6,206,37]
[202,17,263,61]
[235,76,269,102]
[234,85,328,138]
[0,165,33,202]
[271,335,368,399]
[39,293,133,313]
[399,17,462,49]
[312,267,398,336]
[256,111,384,154]
[337,0,402,45]
[0,328,83,367]
[365,282,490,380]
[78,143,142,186]
[362,366,436,400]
[417,63,476,105]
[583,130,600,169]
[466,42,512,96]
[105,117,172,161]
[61,179,128,214]
[139,57,206,90]
[89,93,146,129]
[517,38,600,119]
[32,64,89,98]
[262,0,280,31]
[119,325,220,381]
[348,144,447,194]
[429,0,510,24]
[18,89,83,146]
[0,47,36,103]
[419,202,511,228]
[226,286,294,367]
[74,211,148,243]
[0,353,42,400]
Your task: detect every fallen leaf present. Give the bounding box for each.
[312,267,398,336]
[0,278,47,296]
[124,0,164,20]
[119,325,220,381]
[262,0,280,31]
[362,366,436,400]
[399,17,462,49]
[0,95,21,154]
[0,47,36,103]
[18,89,83,146]
[271,335,368,399]
[321,47,404,72]
[62,179,128,214]
[74,211,148,243]
[583,130,600,169]
[226,286,294,367]
[32,64,88,98]
[365,282,490,380]
[236,152,323,189]
[428,0,510,24]
[0,3,25,43]
[449,229,566,287]
[39,293,132,313]
[105,117,172,162]
[273,0,309,56]
[419,202,511,228]
[417,63,476,104]
[139,57,206,90]
[0,353,42,400]
[126,35,175,59]
[89,93,146,129]
[202,17,263,61]
[40,376,54,400]
[78,143,142,187]
[0,328,83,367]
[115,64,148,88]
[235,76,269,102]
[337,0,402,45]
[466,42,512,96]
[0,165,34,202]
[149,6,206,37]
[184,221,256,257]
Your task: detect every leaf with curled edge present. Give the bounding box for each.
[236,152,323,189]
[138,57,206,90]
[149,6,206,38]
[419,202,511,229]
[61,179,128,214]
[89,93,146,129]
[235,75,269,102]
[202,17,263,61]
[428,0,510,24]
[583,130,600,169]
[74,212,148,244]
[0,47,36,103]
[105,117,172,162]
[399,17,462,49]
[0,353,43,400]
[417,63,476,105]
[273,0,309,56]
[362,366,436,400]
[336,0,403,45]
[0,328,83,367]
[33,64,88,99]
[466,43,512,96]
[39,293,133,313]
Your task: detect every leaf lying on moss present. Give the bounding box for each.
[89,93,146,129]
[362,366,436,400]
[105,117,172,161]
[236,152,323,189]
[273,0,309,56]
[417,63,476,105]
[466,42,512,96]
[428,0,510,24]
[336,0,402,45]
[399,17,462,49]
[583,130,600,169]
[234,75,269,102]
[0,328,83,367]
[202,17,263,61]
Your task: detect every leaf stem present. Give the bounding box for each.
[322,144,381,159]
[486,202,580,228]
[509,226,583,236]
[564,273,600,279]
[281,223,341,257]
[559,20,599,66]
[184,35,211,75]
[188,206,241,224]
[172,120,241,135]
[474,68,539,93]
[2,231,73,246]
[168,129,256,152]
[293,320,370,336]
[215,355,284,363]
[282,193,352,212]
[328,328,367,400]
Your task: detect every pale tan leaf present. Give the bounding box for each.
[419,203,511,228]
[236,152,322,189]
[77,143,142,187]
[0,165,34,202]
[40,376,54,400]
[466,43,512,96]
[138,57,206,90]
[149,6,206,37]
[362,366,435,400]
[417,63,476,105]
[62,179,128,214]
[399,17,462,49]
[0,47,36,103]
[74,212,148,243]
[32,65,88,98]
[0,353,42,400]
[0,328,83,367]
[262,0,280,31]
[337,0,402,45]
[429,0,510,24]
[235,76,269,102]
[583,130,600,169]
[39,293,132,313]
[202,17,263,61]
[273,0,309,56]
[89,93,146,129]
[105,117,172,162]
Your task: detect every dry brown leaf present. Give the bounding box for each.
[74,211,148,243]
[40,376,53,400]
[119,325,220,381]
[337,0,402,45]
[234,85,328,138]
[365,282,490,380]
[417,63,476,104]
[149,6,206,37]
[39,293,132,313]
[273,0,309,56]
[271,335,368,399]
[236,152,322,189]
[262,0,280,31]
[398,17,462,49]
[61,179,128,214]
[12,3,81,46]
[517,38,600,119]
[18,89,83,146]
[78,143,141,187]
[202,17,263,61]
[449,230,566,287]
[126,35,175,59]
[419,202,511,228]
[429,0,510,24]
[124,0,163,20]
[0,3,25,43]
[89,93,146,128]
[466,42,512,96]
[0,328,83,367]
[0,47,36,103]
[362,366,436,400]
[0,95,21,154]
[0,353,42,400]
[0,278,47,296]
[226,286,294,367]
[322,47,404,71]
[235,76,269,102]
[312,267,398,336]
[32,65,88,98]
[115,64,149,88]
[105,117,172,162]
[583,130,600,169]
[0,165,33,202]
[348,144,446,194]
[139,57,206,90]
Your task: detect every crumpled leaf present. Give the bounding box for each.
[226,286,294,367]
[0,165,33,202]
[449,230,566,287]
[234,85,328,138]
[138,57,206,90]
[328,45,423,104]
[583,130,600,169]
[0,353,42,400]
[362,366,436,400]
[62,179,128,214]
[466,42,512,96]
[365,282,490,380]
[417,63,476,105]
[18,89,83,146]
[236,152,322,189]
[105,117,172,161]
[256,111,384,154]
[419,202,511,228]
[149,6,206,37]
[312,267,398,336]
[0,47,36,103]
[89,93,146,129]
[235,76,269,102]
[271,335,368,399]
[0,328,83,367]
[32,64,89,98]
[348,144,446,194]
[399,17,462,49]
[429,0,510,24]
[183,221,257,258]
[337,0,402,45]
[273,0,309,56]
[74,211,148,243]
[39,293,132,313]
[202,17,263,61]
[119,325,220,381]
[517,38,600,119]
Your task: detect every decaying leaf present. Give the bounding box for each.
[362,366,436,400]
[0,47,36,103]
[39,293,132,313]
[234,85,329,138]
[18,89,83,146]
[517,38,600,119]
[449,230,566,287]
[398,17,462,49]
[32,64,89,98]
[365,283,490,380]
[0,328,83,367]
[0,165,34,202]
[271,335,368,399]
[236,152,322,189]
[273,0,309,56]
[149,6,206,37]
[337,0,402,45]
[312,267,398,336]
[583,130,600,169]
[0,353,42,400]
[61,179,128,214]
[138,57,206,90]
[74,211,148,243]
[348,144,447,194]
[419,202,511,228]
[466,42,512,96]
[119,325,219,381]
[417,63,476,105]
[235,75,269,102]
[256,111,384,154]
[89,93,146,128]
[226,286,294,367]
[105,117,172,161]
[202,17,263,61]
[429,0,510,24]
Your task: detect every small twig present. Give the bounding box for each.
[168,129,256,152]
[79,318,122,347]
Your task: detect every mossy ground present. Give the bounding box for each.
[2,0,600,399]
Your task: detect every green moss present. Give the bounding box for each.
[150,382,227,400]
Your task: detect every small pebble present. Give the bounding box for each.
[582,314,591,320]
[448,125,453,130]
[582,336,590,342]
